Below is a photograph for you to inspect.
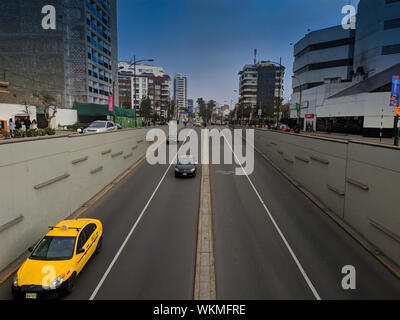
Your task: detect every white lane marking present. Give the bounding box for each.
[222,129,322,300]
[89,136,188,300]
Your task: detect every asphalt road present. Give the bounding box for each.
[0,127,202,300]
[1,126,400,300]
[211,128,400,299]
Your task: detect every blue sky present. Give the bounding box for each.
[117,0,359,106]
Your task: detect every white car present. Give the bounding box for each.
[84,121,118,134]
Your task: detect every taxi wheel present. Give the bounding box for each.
[95,236,103,254]
[66,273,77,294]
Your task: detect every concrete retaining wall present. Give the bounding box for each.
[254,129,400,266]
[0,127,168,271]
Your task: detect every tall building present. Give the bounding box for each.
[118,62,171,118]
[238,61,285,117]
[289,0,400,135]
[0,0,119,108]
[174,73,187,119]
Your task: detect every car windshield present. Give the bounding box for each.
[30,236,76,261]
[178,157,194,165]
[89,122,106,128]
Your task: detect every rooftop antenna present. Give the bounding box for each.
[254,49,257,65]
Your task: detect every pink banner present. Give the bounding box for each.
[108,95,114,112]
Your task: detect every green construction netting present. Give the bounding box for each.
[72,102,136,118]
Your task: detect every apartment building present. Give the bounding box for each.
[238,61,285,117]
[0,0,119,108]
[174,74,188,119]
[118,62,171,118]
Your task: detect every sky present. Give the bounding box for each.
[117,0,360,107]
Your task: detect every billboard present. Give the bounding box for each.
[390,75,400,108]
[108,95,114,112]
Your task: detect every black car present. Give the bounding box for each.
[175,155,197,178]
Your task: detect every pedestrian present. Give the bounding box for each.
[8,118,15,137]
[25,117,31,132]
[15,119,21,130]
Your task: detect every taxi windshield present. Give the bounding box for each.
[30,236,76,261]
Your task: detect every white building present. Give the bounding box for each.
[174,74,188,119]
[290,0,400,136]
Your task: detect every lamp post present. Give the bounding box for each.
[120,56,154,127]
[292,75,302,133]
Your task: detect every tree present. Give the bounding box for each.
[33,92,58,128]
[121,91,132,109]
[281,103,291,119]
[166,99,176,121]
[139,97,152,120]
[206,100,216,123]
[197,98,207,122]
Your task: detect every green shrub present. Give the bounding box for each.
[45,127,56,136]
[2,132,11,139]
[27,128,39,137]
[14,129,26,138]
[38,129,46,136]
[66,122,89,132]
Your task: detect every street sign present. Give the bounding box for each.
[305,114,314,119]
[249,113,253,121]
[390,75,400,107]
[258,109,262,116]
[296,103,301,112]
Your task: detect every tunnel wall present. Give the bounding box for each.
[253,129,400,266]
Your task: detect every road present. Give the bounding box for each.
[1,126,400,300]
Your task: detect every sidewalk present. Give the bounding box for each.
[0,130,73,144]
[306,131,396,146]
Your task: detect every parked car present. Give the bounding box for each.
[280,124,291,132]
[12,219,103,300]
[116,123,122,130]
[272,123,290,132]
[83,121,118,133]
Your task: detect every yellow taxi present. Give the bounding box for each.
[12,219,103,300]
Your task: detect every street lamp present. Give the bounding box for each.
[292,75,302,133]
[120,56,155,126]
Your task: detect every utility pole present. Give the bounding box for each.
[292,75,302,133]
[276,57,282,126]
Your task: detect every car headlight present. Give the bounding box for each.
[13,275,18,287]
[44,275,65,290]
[190,168,196,172]
[175,167,180,172]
